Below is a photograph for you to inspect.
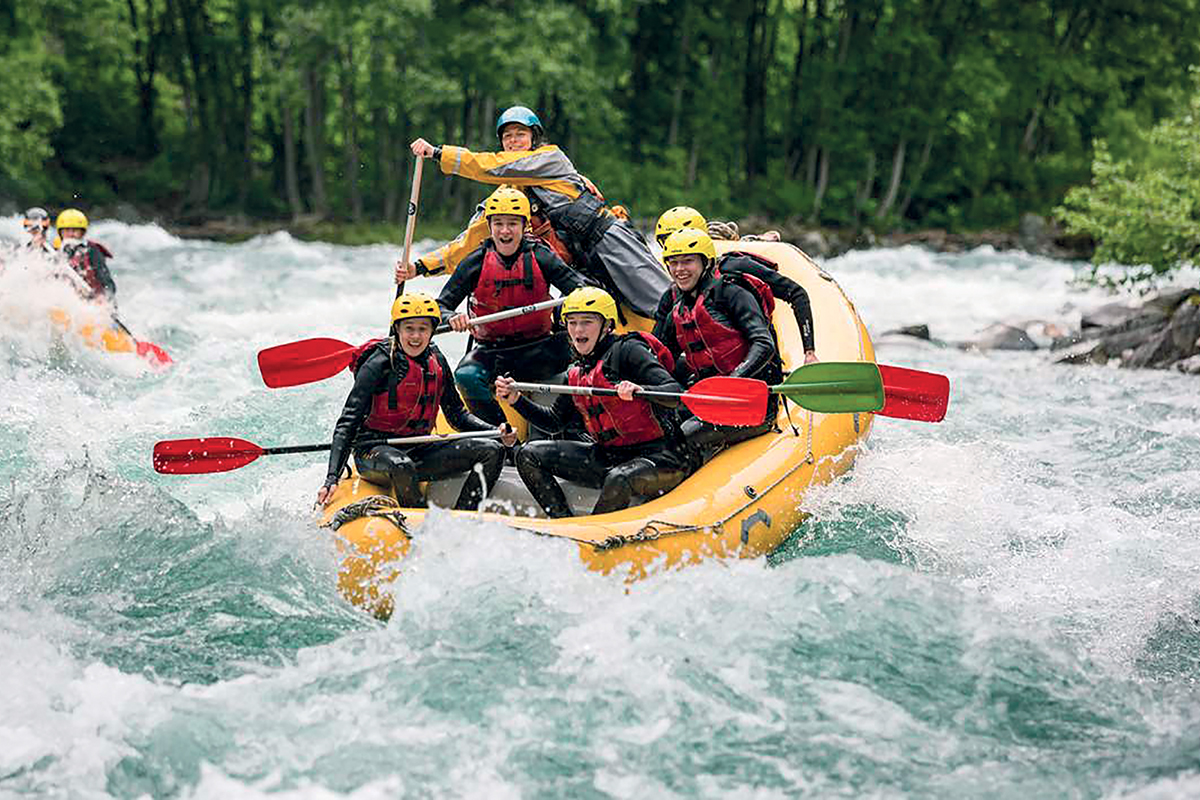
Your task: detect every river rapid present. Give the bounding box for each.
[1,218,1199,799]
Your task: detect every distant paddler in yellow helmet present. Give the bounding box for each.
[398,105,670,318]
[317,292,516,510]
[432,185,592,426]
[495,287,688,518]
[53,208,119,305]
[654,206,818,364]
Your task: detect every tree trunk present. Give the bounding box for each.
[809,148,830,223]
[855,150,876,225]
[875,138,907,221]
[281,97,304,221]
[127,0,160,158]
[897,130,935,220]
[237,0,254,211]
[303,65,329,219]
[340,43,363,222]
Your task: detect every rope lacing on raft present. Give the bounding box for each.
[592,408,817,551]
[322,495,410,536]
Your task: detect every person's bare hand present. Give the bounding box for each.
[615,380,641,401]
[410,138,435,158]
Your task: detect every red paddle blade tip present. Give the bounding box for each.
[685,376,769,427]
[257,338,356,388]
[153,437,263,475]
[136,340,173,367]
[878,365,950,422]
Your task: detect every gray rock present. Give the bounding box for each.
[1081,300,1157,331]
[881,324,931,340]
[1175,354,1200,375]
[1123,327,1179,369]
[797,230,829,257]
[1169,299,1200,358]
[964,323,1038,351]
[1143,287,1200,315]
[1054,340,1109,365]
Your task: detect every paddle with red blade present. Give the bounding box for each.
[257,298,567,388]
[153,430,503,475]
[508,375,769,427]
[878,364,950,422]
[112,318,173,368]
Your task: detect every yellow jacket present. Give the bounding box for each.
[416,145,605,276]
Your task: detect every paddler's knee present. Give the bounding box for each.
[454,361,493,400]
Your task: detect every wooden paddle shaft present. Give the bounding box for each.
[396,155,425,298]
[262,429,500,456]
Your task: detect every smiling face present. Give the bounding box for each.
[395,318,435,357]
[666,253,706,292]
[60,228,85,241]
[500,123,535,152]
[488,214,526,257]
[565,313,607,356]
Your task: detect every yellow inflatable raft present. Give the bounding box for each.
[320,241,875,620]
[49,308,173,368]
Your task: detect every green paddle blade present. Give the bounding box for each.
[769,362,885,413]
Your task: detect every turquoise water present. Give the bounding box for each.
[2,220,1199,798]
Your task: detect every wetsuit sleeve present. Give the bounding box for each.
[716,282,778,379]
[415,207,490,277]
[90,246,118,298]
[616,339,684,408]
[438,145,580,196]
[434,350,494,432]
[512,392,579,435]
[434,249,485,323]
[325,349,396,485]
[532,243,591,293]
[722,256,815,352]
[651,289,674,341]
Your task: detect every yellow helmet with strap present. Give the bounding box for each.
[655,206,708,246]
[483,186,531,223]
[661,227,716,264]
[562,287,618,326]
[55,208,89,231]
[390,292,441,325]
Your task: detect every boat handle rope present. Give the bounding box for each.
[323,495,410,536]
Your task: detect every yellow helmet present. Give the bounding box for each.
[661,227,716,264]
[390,292,441,325]
[655,206,708,246]
[483,186,531,223]
[55,208,89,231]
[562,287,618,326]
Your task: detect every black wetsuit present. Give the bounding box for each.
[512,334,689,518]
[324,342,504,510]
[651,252,815,353]
[437,238,592,425]
[653,271,783,454]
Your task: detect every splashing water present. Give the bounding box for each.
[2,218,1199,798]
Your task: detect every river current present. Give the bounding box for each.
[1,218,1198,798]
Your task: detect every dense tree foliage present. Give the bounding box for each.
[1056,72,1200,285]
[1,0,1197,233]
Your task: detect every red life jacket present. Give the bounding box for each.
[66,240,114,299]
[568,335,666,448]
[349,340,443,436]
[469,243,553,342]
[671,273,775,378]
[530,214,574,266]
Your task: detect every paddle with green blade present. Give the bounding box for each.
[508,375,769,427]
[257,298,566,388]
[153,430,503,475]
[769,361,886,413]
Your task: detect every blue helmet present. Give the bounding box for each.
[495,106,544,139]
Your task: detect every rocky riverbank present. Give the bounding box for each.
[883,288,1200,375]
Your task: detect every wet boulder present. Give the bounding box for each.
[962,323,1038,351]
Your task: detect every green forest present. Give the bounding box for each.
[2,0,1199,240]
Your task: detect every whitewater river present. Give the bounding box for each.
[2,218,1198,798]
